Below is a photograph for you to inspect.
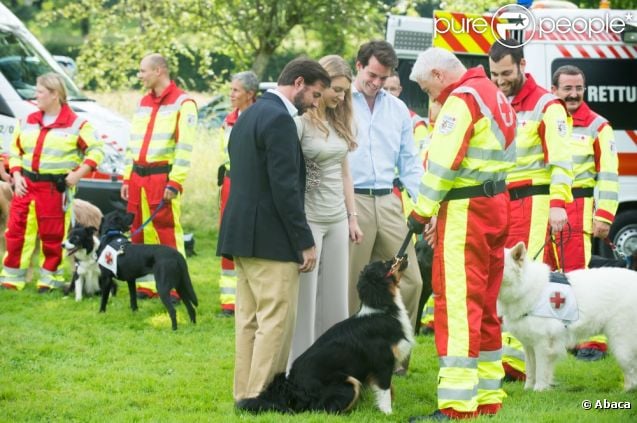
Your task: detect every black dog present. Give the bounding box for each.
[237,257,414,415]
[97,210,198,330]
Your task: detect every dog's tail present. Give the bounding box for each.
[236,373,293,414]
[342,376,362,412]
[179,257,198,307]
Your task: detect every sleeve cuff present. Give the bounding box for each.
[166,180,183,193]
[410,210,431,225]
[594,209,615,224]
[83,159,98,170]
[549,199,566,209]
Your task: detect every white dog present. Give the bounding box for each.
[500,241,637,391]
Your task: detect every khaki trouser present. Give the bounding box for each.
[233,256,300,401]
[348,193,423,330]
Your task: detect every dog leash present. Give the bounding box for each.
[533,223,571,271]
[130,199,165,237]
[602,237,626,261]
[63,187,75,228]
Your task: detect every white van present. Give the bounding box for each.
[386,6,637,259]
[0,3,128,212]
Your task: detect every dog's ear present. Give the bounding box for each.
[511,241,527,265]
[86,226,97,236]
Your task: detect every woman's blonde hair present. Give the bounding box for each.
[36,72,68,104]
[304,55,356,151]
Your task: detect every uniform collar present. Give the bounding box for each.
[28,103,76,128]
[149,80,179,103]
[511,73,539,107]
[571,101,595,126]
[437,66,487,104]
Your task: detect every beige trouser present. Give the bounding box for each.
[233,256,300,401]
[348,193,423,330]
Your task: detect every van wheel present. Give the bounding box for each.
[608,210,637,259]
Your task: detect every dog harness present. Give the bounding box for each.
[97,231,129,277]
[528,272,579,322]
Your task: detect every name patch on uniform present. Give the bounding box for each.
[557,119,568,137]
[438,115,456,135]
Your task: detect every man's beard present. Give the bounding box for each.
[509,70,524,97]
[293,88,309,115]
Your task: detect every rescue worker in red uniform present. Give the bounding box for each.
[407,47,516,420]
[549,65,619,361]
[121,53,197,298]
[489,40,573,382]
[0,72,103,292]
[217,71,258,316]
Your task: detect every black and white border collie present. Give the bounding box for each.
[63,225,101,301]
[237,257,414,415]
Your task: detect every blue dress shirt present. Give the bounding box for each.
[349,87,423,201]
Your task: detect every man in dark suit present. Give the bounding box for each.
[217,58,330,403]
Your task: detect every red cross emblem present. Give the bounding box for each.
[105,251,113,265]
[550,292,566,309]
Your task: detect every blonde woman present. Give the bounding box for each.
[289,55,363,362]
[0,72,103,292]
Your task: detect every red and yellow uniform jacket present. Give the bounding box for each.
[124,81,197,192]
[508,74,573,208]
[570,102,618,224]
[10,103,103,174]
[414,66,517,219]
[220,107,240,170]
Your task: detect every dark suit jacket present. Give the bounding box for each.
[216,91,314,263]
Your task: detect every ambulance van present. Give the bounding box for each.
[386,4,637,259]
[0,3,128,213]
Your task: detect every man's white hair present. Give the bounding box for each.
[409,47,463,83]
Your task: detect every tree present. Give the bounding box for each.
[40,0,390,90]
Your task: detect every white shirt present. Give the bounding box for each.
[267,88,298,117]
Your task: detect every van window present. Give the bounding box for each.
[0,31,85,100]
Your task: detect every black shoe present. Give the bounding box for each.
[409,410,450,421]
[575,348,606,361]
[37,286,52,294]
[218,309,235,318]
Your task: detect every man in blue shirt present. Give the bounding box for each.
[348,41,424,370]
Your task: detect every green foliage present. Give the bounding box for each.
[34,0,390,91]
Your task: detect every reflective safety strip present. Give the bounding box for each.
[598,190,618,201]
[477,349,506,406]
[453,86,509,150]
[597,172,618,182]
[438,359,479,412]
[517,145,544,157]
[551,173,573,186]
[0,266,28,289]
[38,268,66,289]
[173,158,190,167]
[456,168,506,182]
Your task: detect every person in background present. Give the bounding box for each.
[0,72,103,292]
[549,65,618,361]
[217,71,259,317]
[408,47,516,420]
[347,40,424,374]
[289,55,363,363]
[488,39,573,382]
[121,53,197,300]
[384,71,429,157]
[217,58,329,404]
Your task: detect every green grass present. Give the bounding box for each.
[1,229,635,422]
[1,96,634,421]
